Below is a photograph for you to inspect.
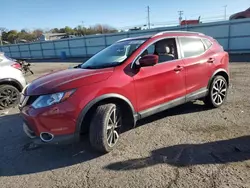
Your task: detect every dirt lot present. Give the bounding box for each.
[1,62,250,188]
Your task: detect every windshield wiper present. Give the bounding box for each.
[82,64,117,69]
[73,64,82,68]
[82,65,99,69]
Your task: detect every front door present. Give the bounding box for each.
[133,38,186,114]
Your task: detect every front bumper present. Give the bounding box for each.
[22,121,79,145]
[19,96,80,145]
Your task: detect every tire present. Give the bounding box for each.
[0,85,20,110]
[89,103,122,153]
[204,75,228,108]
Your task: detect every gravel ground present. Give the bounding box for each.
[1,62,250,188]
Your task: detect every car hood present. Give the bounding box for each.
[25,67,114,95]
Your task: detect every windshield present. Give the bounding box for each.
[81,39,146,69]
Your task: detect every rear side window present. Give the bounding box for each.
[202,38,212,49]
[179,37,206,58]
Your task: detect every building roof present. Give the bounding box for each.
[43,33,67,37]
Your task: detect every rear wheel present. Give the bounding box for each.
[204,75,228,108]
[89,103,122,153]
[0,85,20,110]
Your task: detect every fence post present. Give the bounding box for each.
[84,36,88,57]
[17,44,21,59]
[52,40,56,58]
[8,45,12,57]
[27,43,32,59]
[67,39,72,58]
[104,34,107,48]
[227,21,231,53]
[40,42,44,59]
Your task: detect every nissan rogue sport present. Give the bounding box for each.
[19,31,229,153]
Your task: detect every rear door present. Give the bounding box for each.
[178,37,212,95]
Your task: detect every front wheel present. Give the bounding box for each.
[204,75,228,108]
[89,103,122,153]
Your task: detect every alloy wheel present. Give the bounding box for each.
[211,78,227,106]
[106,107,122,147]
[0,87,19,109]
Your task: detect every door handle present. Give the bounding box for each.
[174,65,184,72]
[207,58,215,63]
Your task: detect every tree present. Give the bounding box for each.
[6,30,18,43]
[74,25,86,36]
[33,29,43,38]
[21,29,27,33]
[64,26,75,35]
[92,24,117,34]
[1,23,118,44]
[50,28,60,33]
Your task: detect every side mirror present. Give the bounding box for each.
[139,54,158,67]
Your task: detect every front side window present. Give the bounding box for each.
[179,37,206,58]
[138,38,178,64]
[81,39,146,69]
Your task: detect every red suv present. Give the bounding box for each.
[19,31,229,153]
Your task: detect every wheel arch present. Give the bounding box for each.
[207,69,229,89]
[75,94,137,135]
[0,78,23,92]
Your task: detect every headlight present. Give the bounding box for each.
[31,89,76,109]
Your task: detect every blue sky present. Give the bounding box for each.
[2,0,250,31]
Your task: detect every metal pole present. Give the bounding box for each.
[224,5,227,20]
[0,28,6,46]
[81,21,85,36]
[178,11,184,25]
[147,6,151,29]
[0,31,2,46]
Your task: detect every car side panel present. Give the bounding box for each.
[70,69,137,119]
[208,50,229,80]
[0,66,26,88]
[133,65,168,112]
[182,52,211,95]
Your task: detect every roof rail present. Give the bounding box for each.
[152,30,205,37]
[117,37,131,42]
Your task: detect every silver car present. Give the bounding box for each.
[0,52,27,110]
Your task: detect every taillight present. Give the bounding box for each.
[11,63,22,70]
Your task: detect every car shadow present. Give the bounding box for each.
[104,136,250,171]
[0,113,102,177]
[0,101,211,176]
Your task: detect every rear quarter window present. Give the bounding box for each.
[202,38,212,49]
[179,37,206,58]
